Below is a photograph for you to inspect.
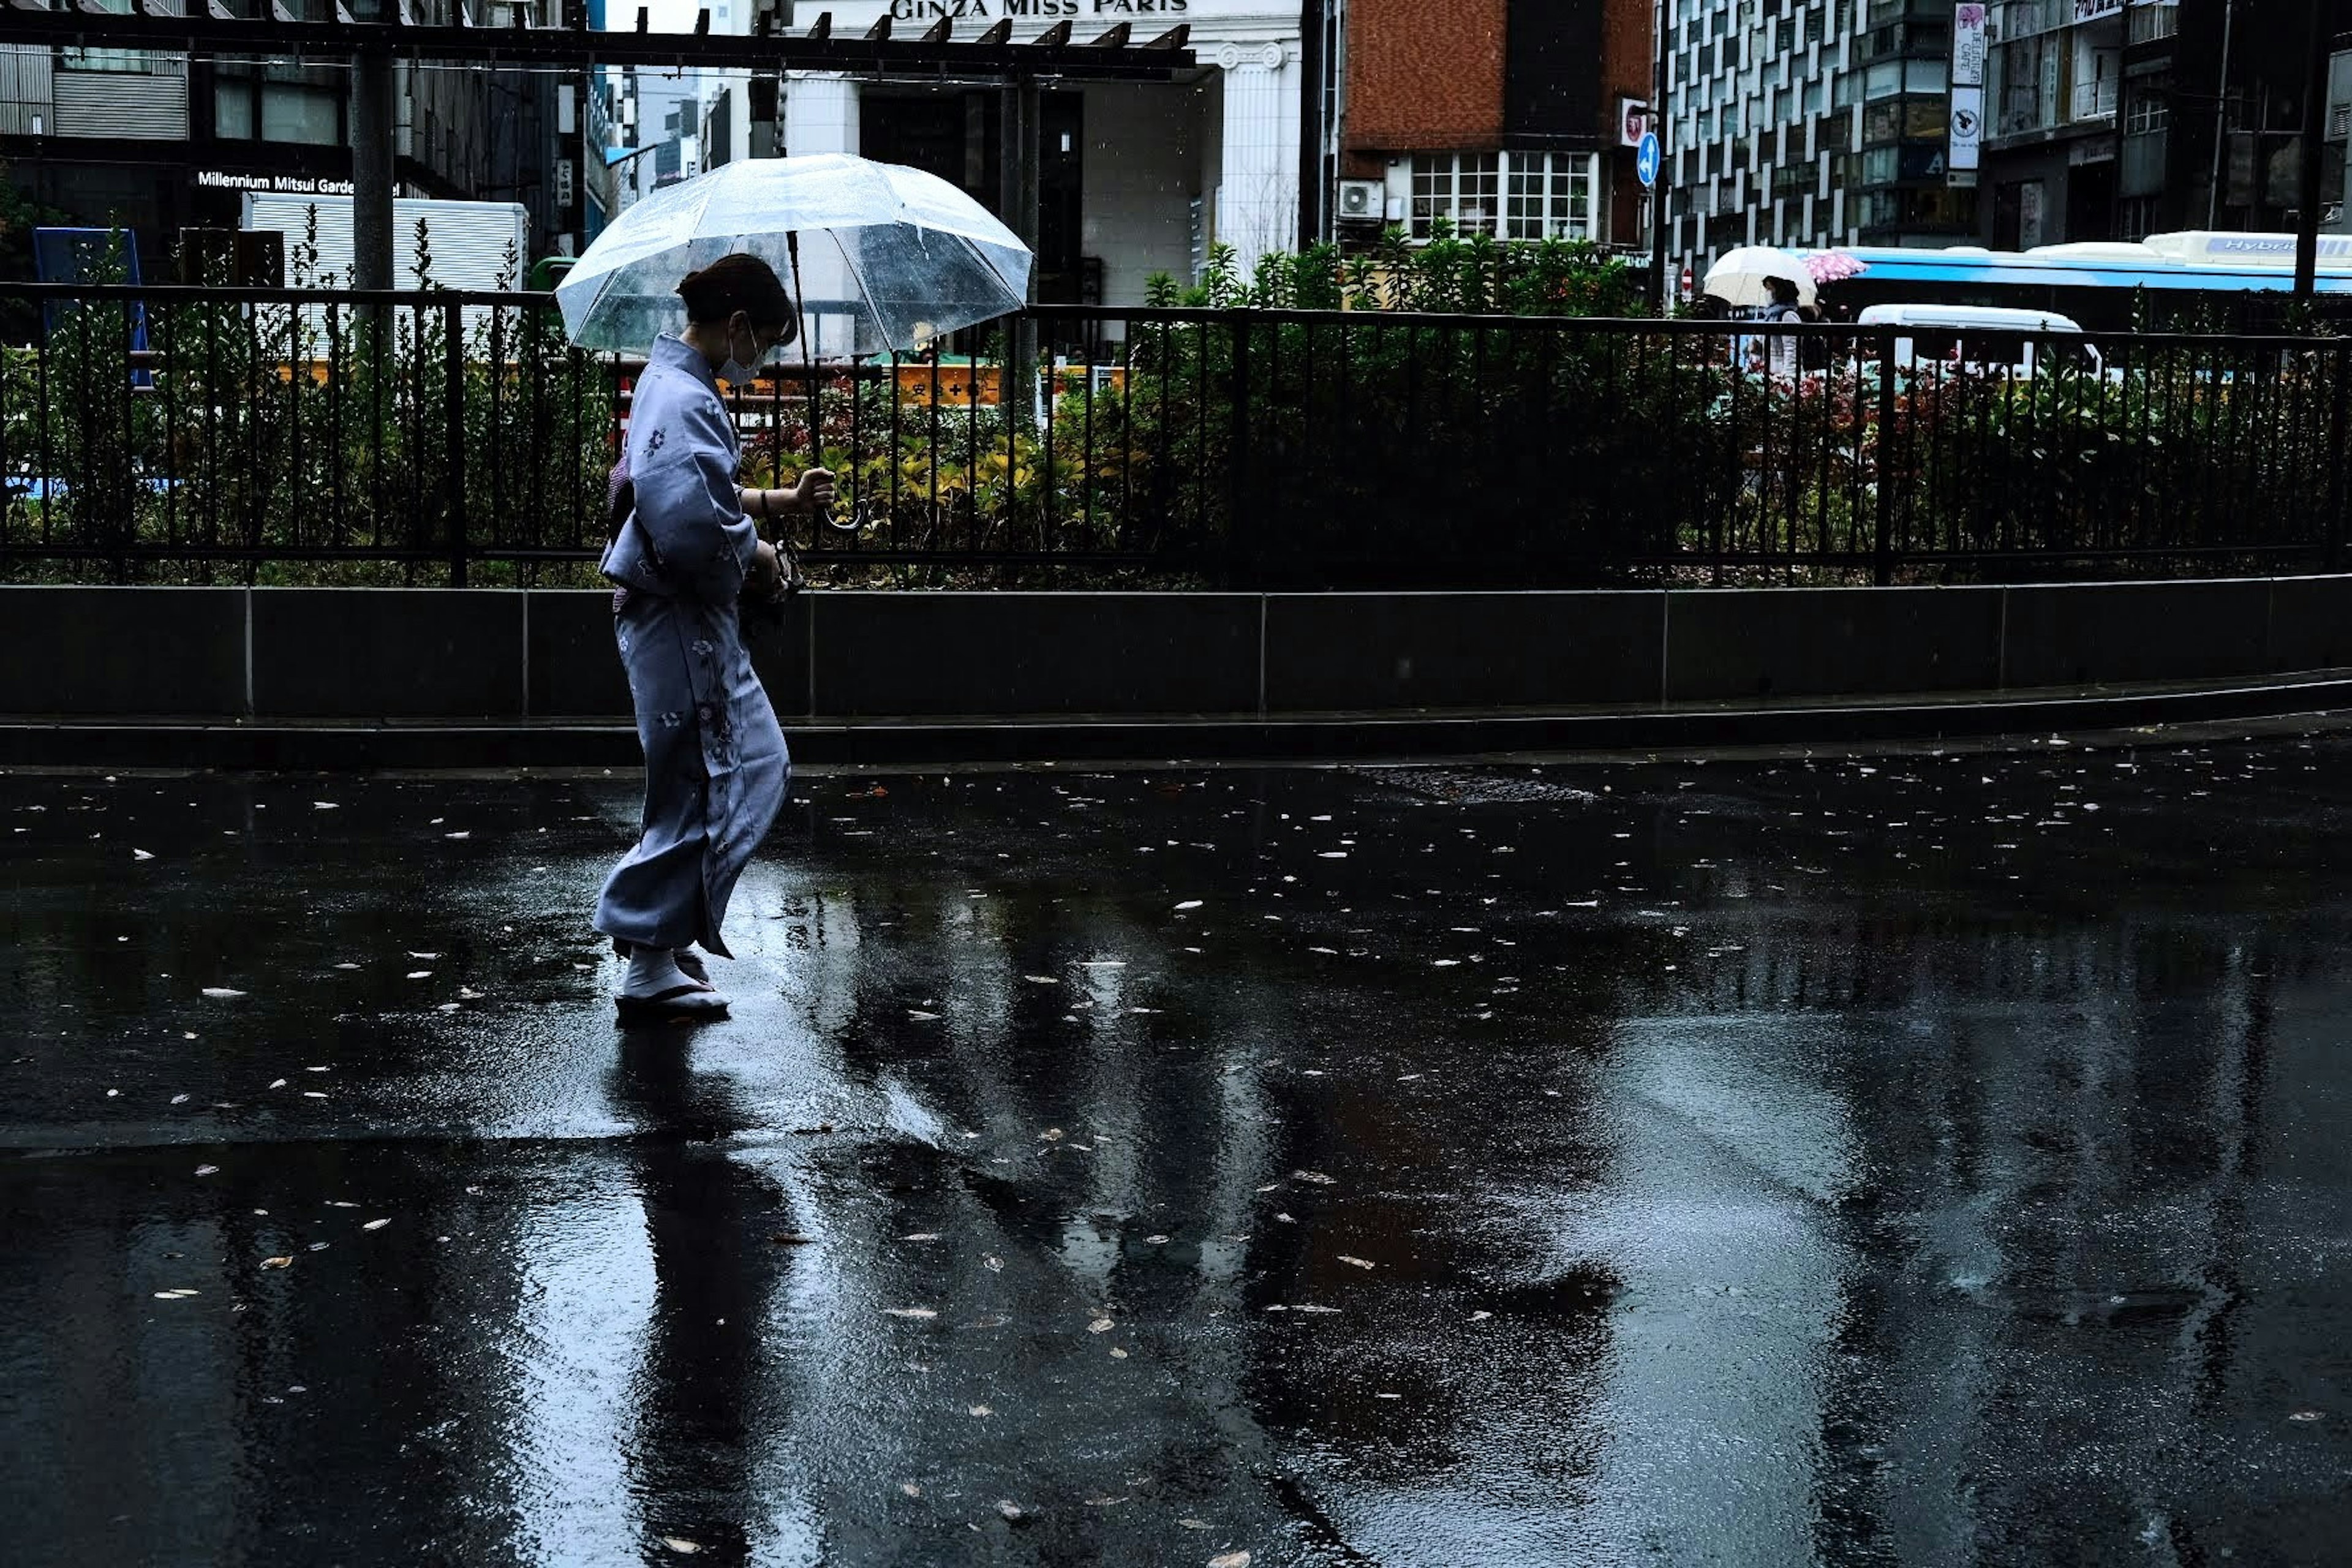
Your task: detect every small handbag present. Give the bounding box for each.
[607,454,796,631]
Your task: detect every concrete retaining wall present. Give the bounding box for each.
[7,578,2352,722]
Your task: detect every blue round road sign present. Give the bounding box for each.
[1637,132,1660,189]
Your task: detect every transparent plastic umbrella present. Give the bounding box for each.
[556,153,1031,356]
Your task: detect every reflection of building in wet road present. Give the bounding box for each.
[3,744,2351,1563]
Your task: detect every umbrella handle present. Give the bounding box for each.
[785,229,837,535]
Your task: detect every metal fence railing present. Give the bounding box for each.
[1,282,2346,589]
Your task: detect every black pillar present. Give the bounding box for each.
[1297,0,1327,249]
[999,74,1040,429]
[350,47,396,290]
[2294,0,2329,298]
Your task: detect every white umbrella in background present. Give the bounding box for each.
[556,152,1031,357]
[1702,245,1819,310]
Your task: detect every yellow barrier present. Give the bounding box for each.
[238,359,1128,406]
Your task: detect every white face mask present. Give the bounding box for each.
[718,319,765,385]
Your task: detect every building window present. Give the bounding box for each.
[1412,151,1599,241]
[1412,153,1499,236]
[215,81,255,139]
[262,81,341,144]
[2129,0,2179,43]
[2119,194,2159,239]
[2124,90,2167,137]
[61,45,161,72]
[60,0,162,71]
[1995,37,2056,136]
[2069,27,2119,121]
[1506,154,1597,240]
[214,60,344,145]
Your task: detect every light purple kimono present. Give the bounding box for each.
[592,332,788,959]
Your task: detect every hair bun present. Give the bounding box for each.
[677,252,797,340]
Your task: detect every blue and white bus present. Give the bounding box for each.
[1798,232,2352,330]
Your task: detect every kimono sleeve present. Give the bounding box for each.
[631,383,756,603]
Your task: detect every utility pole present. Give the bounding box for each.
[2293,0,2330,298]
[1651,0,1670,316]
[2206,0,2236,228]
[1651,166,1671,316]
[350,45,396,290]
[2111,53,2130,239]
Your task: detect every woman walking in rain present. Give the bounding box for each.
[595,253,834,1018]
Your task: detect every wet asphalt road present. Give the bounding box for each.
[4,741,2351,1567]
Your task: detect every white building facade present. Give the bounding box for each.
[786,1,1306,307]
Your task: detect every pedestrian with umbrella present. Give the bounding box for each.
[559,154,1031,1019]
[589,254,827,1018]
[1703,245,1817,379]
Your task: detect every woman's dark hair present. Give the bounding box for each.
[677,252,797,340]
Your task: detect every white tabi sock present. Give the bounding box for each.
[622,944,693,998]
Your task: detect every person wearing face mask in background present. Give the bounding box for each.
[595,252,836,1018]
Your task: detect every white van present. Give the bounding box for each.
[1854,303,2100,377]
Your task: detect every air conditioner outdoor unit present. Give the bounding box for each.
[1336,178,1384,225]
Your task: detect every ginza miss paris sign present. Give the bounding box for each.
[888,0,1185,15]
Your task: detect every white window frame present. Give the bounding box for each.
[1411,151,1602,243]
[1411,152,1499,238]
[2124,90,2167,137]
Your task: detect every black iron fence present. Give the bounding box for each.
[2,281,2347,588]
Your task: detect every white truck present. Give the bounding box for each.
[240,194,530,291]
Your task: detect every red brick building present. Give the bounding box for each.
[1346,0,1509,152]
[1335,0,1653,252]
